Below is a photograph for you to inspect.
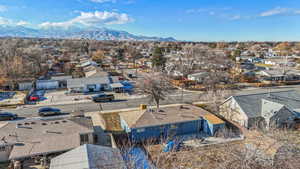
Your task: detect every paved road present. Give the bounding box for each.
[3,85,300,118]
[4,90,201,117]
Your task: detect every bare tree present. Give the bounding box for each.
[139,73,172,111]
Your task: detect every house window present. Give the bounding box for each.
[0,146,6,152]
[136,128,145,133]
[80,134,89,144]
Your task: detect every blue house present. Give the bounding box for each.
[119,105,225,143]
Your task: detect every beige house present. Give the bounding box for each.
[219,90,300,129]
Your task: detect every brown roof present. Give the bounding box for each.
[202,114,225,125]
[101,112,123,132]
[0,117,94,160]
[120,105,219,128]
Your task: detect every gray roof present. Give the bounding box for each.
[67,77,110,88]
[50,144,126,169]
[120,105,223,128]
[232,90,300,118]
[51,76,72,81]
[0,117,94,160]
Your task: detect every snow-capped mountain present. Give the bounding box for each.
[0,26,176,41]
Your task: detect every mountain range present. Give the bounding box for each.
[0,26,176,41]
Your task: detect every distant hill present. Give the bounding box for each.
[0,26,176,41]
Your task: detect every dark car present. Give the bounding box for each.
[38,107,61,116]
[92,93,115,102]
[0,112,18,121]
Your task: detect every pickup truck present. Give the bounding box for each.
[92,93,115,102]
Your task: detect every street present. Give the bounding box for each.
[2,85,300,118]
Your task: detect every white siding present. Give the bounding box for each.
[18,82,32,91]
[36,81,59,90]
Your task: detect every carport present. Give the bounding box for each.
[110,83,124,93]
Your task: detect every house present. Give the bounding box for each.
[67,76,120,93]
[50,144,126,169]
[50,75,72,88]
[219,90,300,129]
[0,116,95,162]
[119,105,225,142]
[36,80,59,90]
[18,81,33,91]
[80,60,99,68]
[67,77,110,93]
[187,72,209,83]
[84,68,109,78]
[257,70,286,82]
[258,70,300,83]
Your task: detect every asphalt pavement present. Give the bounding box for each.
[2,85,300,118]
[4,90,201,118]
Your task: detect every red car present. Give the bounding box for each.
[29,95,39,101]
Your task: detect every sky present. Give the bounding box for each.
[0,0,300,41]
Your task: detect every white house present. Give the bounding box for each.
[36,80,59,90]
[67,76,119,93]
[187,72,209,83]
[18,81,33,91]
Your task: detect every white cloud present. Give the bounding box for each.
[90,0,116,3]
[259,7,300,17]
[16,20,29,26]
[0,17,12,25]
[39,11,133,28]
[0,5,7,12]
[229,15,241,20]
[260,7,290,17]
[0,17,30,26]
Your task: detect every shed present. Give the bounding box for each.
[50,144,126,169]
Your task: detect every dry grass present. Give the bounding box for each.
[145,129,300,169]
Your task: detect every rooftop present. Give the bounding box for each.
[120,105,223,128]
[50,144,126,169]
[67,77,110,88]
[231,90,300,118]
[0,117,94,160]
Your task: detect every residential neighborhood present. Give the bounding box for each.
[0,38,299,169]
[0,1,300,169]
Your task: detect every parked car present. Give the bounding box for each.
[92,93,115,102]
[38,107,61,116]
[0,112,18,121]
[29,95,39,101]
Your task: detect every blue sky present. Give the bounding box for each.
[0,0,300,41]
